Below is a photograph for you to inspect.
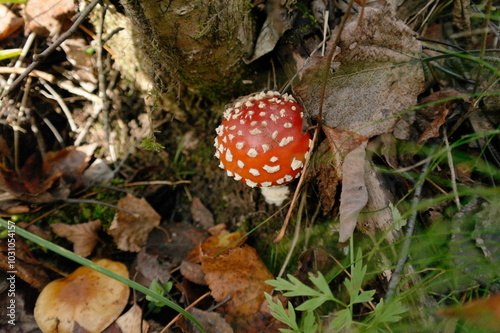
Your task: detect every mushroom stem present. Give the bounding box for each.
[260,186,290,206]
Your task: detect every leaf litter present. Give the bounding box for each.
[1,0,499,332]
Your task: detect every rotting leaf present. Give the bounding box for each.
[34,259,129,333]
[295,5,424,138]
[22,0,75,37]
[416,89,464,143]
[107,194,161,252]
[338,141,368,244]
[201,245,274,329]
[51,220,102,257]
[0,144,96,203]
[191,197,215,229]
[135,248,172,285]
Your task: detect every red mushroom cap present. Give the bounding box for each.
[214,91,312,188]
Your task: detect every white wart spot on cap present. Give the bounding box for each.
[249,128,262,135]
[237,160,245,168]
[279,136,294,147]
[245,179,258,187]
[236,142,244,150]
[270,156,278,162]
[225,149,233,162]
[291,157,303,170]
[249,168,260,176]
[247,148,258,157]
[263,165,280,173]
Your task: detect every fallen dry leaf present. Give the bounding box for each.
[187,231,247,263]
[0,4,23,41]
[108,194,161,252]
[416,89,464,143]
[135,248,171,285]
[313,141,341,212]
[191,197,215,229]
[357,161,398,243]
[51,220,102,257]
[23,0,75,37]
[0,144,96,203]
[177,307,234,333]
[115,303,149,333]
[295,5,424,138]
[34,259,129,333]
[338,141,369,244]
[180,260,206,285]
[201,245,274,329]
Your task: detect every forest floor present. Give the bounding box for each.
[0,0,499,333]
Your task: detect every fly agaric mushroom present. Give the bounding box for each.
[214,90,312,205]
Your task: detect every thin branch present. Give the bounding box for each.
[385,153,434,302]
[2,0,100,99]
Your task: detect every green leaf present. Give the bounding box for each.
[371,299,407,324]
[265,293,300,331]
[296,296,330,312]
[309,272,335,299]
[328,308,352,331]
[352,289,375,304]
[267,275,322,298]
[302,311,318,333]
[390,202,407,230]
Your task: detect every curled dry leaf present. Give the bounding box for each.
[416,89,464,143]
[34,259,129,333]
[338,141,368,244]
[0,144,96,203]
[107,194,161,252]
[295,5,424,138]
[201,245,274,328]
[135,248,172,285]
[0,4,23,41]
[51,220,102,257]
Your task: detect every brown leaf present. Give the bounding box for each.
[180,260,206,285]
[115,303,149,333]
[0,4,23,41]
[108,194,161,252]
[0,144,96,203]
[135,248,171,285]
[191,197,215,229]
[177,308,234,333]
[313,141,340,212]
[201,245,274,328]
[0,238,50,290]
[295,5,424,138]
[200,232,247,258]
[357,161,397,242]
[51,220,101,257]
[339,141,368,244]
[23,0,75,37]
[416,89,463,143]
[34,259,130,333]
